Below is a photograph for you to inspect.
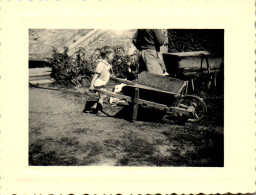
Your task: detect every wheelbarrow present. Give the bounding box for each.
[95,71,207,123]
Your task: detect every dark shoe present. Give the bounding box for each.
[83,101,97,113]
[96,103,103,111]
[91,103,103,114]
[83,107,94,113]
[83,109,92,113]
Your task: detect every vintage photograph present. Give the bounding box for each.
[29,29,224,167]
[2,0,255,193]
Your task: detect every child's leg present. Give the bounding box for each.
[90,89,99,110]
[97,93,106,109]
[90,86,107,112]
[91,93,106,112]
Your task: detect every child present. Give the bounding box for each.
[89,46,115,114]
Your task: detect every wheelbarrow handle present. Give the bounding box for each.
[110,76,135,85]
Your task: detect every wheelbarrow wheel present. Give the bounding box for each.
[175,95,207,123]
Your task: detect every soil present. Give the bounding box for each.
[29,83,224,167]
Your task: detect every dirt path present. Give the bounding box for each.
[29,86,224,166]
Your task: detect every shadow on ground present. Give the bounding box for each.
[29,87,224,167]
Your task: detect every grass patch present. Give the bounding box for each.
[29,138,78,166]
[158,125,224,166]
[117,132,156,166]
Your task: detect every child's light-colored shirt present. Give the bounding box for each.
[94,60,112,87]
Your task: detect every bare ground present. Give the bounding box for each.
[29,85,224,167]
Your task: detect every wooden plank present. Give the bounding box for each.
[110,76,136,85]
[29,67,52,75]
[29,75,51,81]
[95,89,132,102]
[67,30,109,56]
[57,29,99,53]
[29,72,51,77]
[162,53,223,75]
[137,99,168,110]
[190,79,194,91]
[29,80,54,85]
[163,51,210,57]
[132,88,139,121]
[57,34,85,52]
[29,53,47,61]
[168,107,192,116]
[126,84,177,96]
[183,69,222,76]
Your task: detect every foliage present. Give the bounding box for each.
[112,46,138,79]
[48,47,99,86]
[168,29,224,54]
[49,47,71,85]
[48,46,138,87]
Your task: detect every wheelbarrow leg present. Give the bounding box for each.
[132,88,139,122]
[190,78,195,91]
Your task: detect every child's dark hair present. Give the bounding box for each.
[100,46,114,59]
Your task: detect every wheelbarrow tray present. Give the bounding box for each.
[110,71,188,106]
[136,71,188,96]
[95,72,192,121]
[96,88,192,116]
[111,71,188,97]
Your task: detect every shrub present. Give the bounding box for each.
[49,47,72,86]
[167,29,224,54]
[48,46,138,87]
[112,46,138,79]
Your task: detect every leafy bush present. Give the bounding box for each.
[48,46,138,87]
[168,29,224,54]
[49,47,72,86]
[48,47,100,86]
[112,46,138,79]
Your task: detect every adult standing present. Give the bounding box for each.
[132,29,168,75]
[160,29,169,53]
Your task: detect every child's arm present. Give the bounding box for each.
[110,66,115,77]
[89,73,99,91]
